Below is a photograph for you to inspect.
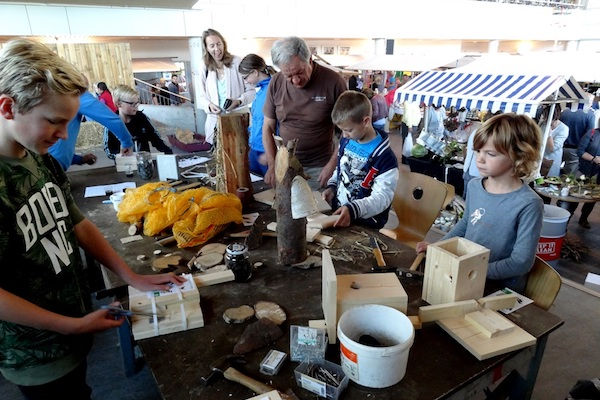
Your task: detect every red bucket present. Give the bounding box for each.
[536,235,565,262]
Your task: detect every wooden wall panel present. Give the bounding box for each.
[1,41,134,92]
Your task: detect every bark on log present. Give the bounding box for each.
[275,139,307,265]
[215,113,252,195]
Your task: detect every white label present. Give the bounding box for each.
[300,374,326,397]
[340,351,359,381]
[263,350,285,369]
[297,326,318,346]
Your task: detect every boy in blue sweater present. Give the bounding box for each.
[323,91,399,228]
[417,113,544,292]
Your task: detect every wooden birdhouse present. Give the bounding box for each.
[422,237,489,305]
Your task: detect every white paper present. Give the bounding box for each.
[300,374,326,397]
[250,173,263,182]
[178,156,210,168]
[484,288,534,314]
[585,272,600,286]
[84,182,136,198]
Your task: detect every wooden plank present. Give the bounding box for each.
[307,213,340,229]
[437,316,536,361]
[418,300,479,323]
[215,113,252,195]
[193,270,235,287]
[321,249,337,344]
[315,234,334,247]
[254,189,275,206]
[308,319,327,330]
[477,293,518,311]
[265,222,322,243]
[408,315,422,330]
[465,308,516,338]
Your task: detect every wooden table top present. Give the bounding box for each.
[68,167,564,400]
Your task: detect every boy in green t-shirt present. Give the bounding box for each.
[0,39,185,399]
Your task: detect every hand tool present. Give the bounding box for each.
[410,252,426,271]
[201,354,274,393]
[101,305,164,318]
[369,236,397,273]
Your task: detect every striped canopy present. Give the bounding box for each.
[394,70,587,116]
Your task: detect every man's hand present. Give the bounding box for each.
[226,99,241,111]
[322,188,335,205]
[121,147,133,156]
[81,153,97,165]
[333,206,351,227]
[127,272,187,292]
[416,241,429,254]
[264,166,276,187]
[318,161,336,188]
[208,103,222,114]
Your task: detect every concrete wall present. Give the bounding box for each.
[139,104,206,134]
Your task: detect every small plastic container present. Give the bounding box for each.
[290,325,326,362]
[294,359,348,400]
[259,349,287,376]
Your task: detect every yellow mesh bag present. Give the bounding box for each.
[143,187,213,236]
[172,191,242,247]
[117,182,171,224]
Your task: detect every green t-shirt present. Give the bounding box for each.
[0,151,92,386]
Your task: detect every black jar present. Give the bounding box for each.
[225,243,252,282]
[136,151,154,180]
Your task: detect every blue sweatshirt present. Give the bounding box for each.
[49,92,133,170]
[248,77,271,152]
[444,178,543,292]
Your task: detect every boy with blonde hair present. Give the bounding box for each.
[323,91,398,228]
[104,84,172,158]
[417,113,543,292]
[0,38,184,399]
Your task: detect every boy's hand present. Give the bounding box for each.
[333,206,351,227]
[128,273,187,292]
[322,188,335,205]
[416,241,429,254]
[70,307,125,335]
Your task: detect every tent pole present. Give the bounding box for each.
[535,89,559,179]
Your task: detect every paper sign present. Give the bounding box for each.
[84,182,136,198]
[485,288,533,314]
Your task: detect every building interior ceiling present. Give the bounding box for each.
[0,0,198,9]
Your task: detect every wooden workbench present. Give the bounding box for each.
[69,167,563,400]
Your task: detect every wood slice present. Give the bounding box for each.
[275,146,289,183]
[194,253,223,270]
[223,305,255,324]
[254,301,287,325]
[199,243,227,255]
[152,255,182,271]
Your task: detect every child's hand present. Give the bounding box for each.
[333,206,351,227]
[128,273,187,292]
[416,241,429,254]
[70,306,124,334]
[322,188,335,205]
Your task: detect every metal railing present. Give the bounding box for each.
[134,77,192,106]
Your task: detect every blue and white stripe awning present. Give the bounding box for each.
[394,70,587,116]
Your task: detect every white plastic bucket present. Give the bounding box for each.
[536,205,570,266]
[337,304,414,388]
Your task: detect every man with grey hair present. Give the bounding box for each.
[262,36,347,189]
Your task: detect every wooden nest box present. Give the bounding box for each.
[422,237,489,305]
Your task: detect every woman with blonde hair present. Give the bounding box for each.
[197,28,255,144]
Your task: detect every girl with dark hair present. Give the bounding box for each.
[238,54,277,175]
[197,28,255,144]
[95,81,117,113]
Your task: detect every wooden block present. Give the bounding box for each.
[313,192,332,213]
[308,319,327,330]
[337,273,408,321]
[437,316,536,360]
[115,154,137,172]
[315,233,334,247]
[245,390,283,400]
[465,308,516,338]
[129,274,199,313]
[422,237,490,305]
[131,300,204,340]
[306,227,322,243]
[215,113,252,195]
[477,294,518,311]
[120,235,143,244]
[408,315,422,330]
[265,222,322,243]
[193,270,235,287]
[307,213,340,229]
[266,222,278,231]
[418,300,479,323]
[321,249,338,344]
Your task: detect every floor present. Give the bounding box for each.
[1,131,599,399]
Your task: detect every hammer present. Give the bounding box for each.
[202,355,274,394]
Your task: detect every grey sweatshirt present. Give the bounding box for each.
[444,178,543,292]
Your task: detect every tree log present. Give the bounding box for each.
[275,139,307,265]
[215,113,252,195]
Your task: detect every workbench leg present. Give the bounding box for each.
[511,335,549,400]
[118,318,142,377]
